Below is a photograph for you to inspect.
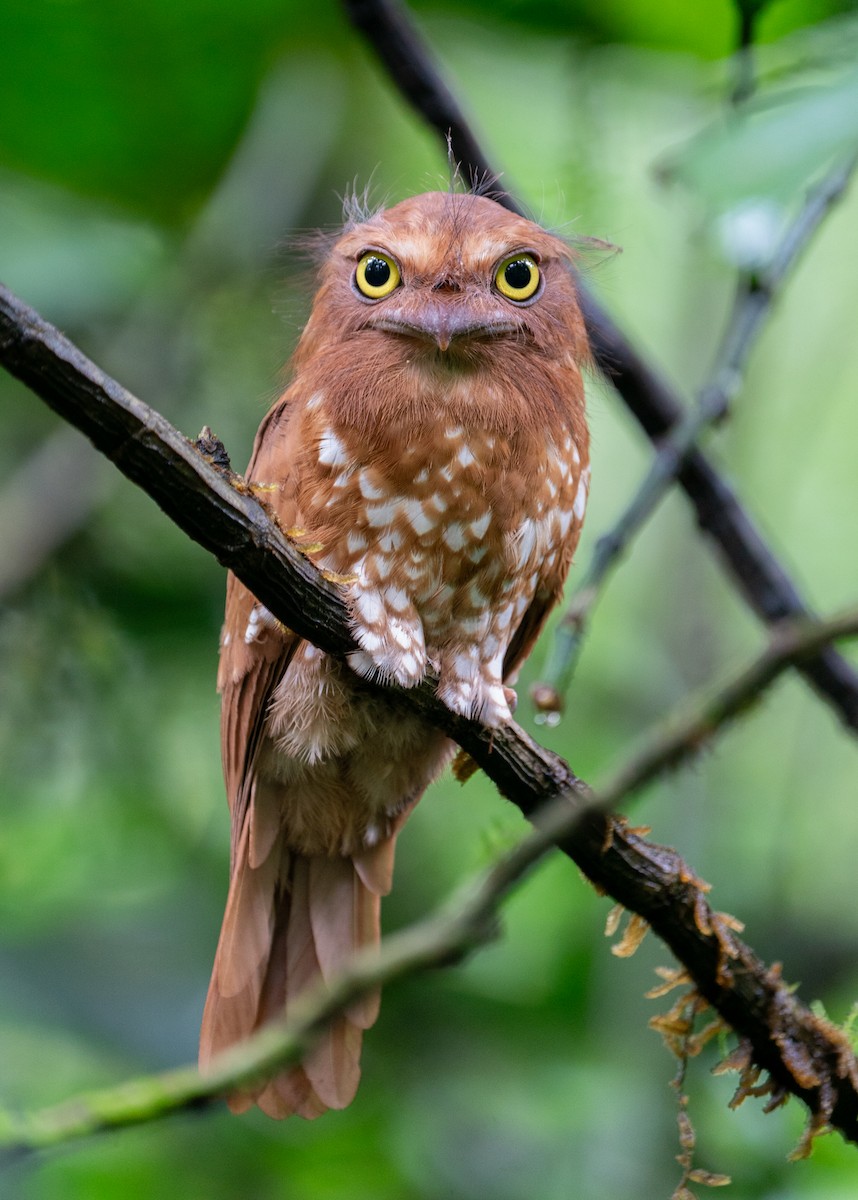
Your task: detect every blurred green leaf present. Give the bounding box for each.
[662,71,858,211]
[0,0,343,222]
[0,172,168,319]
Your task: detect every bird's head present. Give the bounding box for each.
[296,191,588,371]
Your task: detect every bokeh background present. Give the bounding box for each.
[1,0,858,1196]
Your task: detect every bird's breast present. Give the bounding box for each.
[300,408,588,647]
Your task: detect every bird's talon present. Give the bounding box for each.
[283,526,325,555]
[233,475,276,495]
[324,569,359,585]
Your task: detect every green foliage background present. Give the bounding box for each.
[1,0,858,1195]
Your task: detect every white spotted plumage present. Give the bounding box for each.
[317,428,350,468]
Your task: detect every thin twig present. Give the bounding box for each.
[1,282,857,1146]
[732,0,762,106]
[339,0,858,734]
[534,155,858,710]
[599,606,858,800]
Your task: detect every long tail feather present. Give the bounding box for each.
[200,814,392,1118]
[199,820,277,1063]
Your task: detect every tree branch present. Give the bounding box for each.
[343,0,501,193]
[731,0,762,106]
[534,155,858,710]
[2,601,857,1154]
[599,605,858,801]
[1,281,857,1146]
[339,0,858,735]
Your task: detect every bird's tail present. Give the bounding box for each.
[199,816,394,1119]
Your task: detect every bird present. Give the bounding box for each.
[198,189,591,1118]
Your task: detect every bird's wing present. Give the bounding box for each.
[502,584,559,685]
[503,516,583,685]
[218,398,302,854]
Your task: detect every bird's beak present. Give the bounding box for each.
[369,299,515,352]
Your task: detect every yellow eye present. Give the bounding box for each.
[355,251,401,299]
[494,253,540,302]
